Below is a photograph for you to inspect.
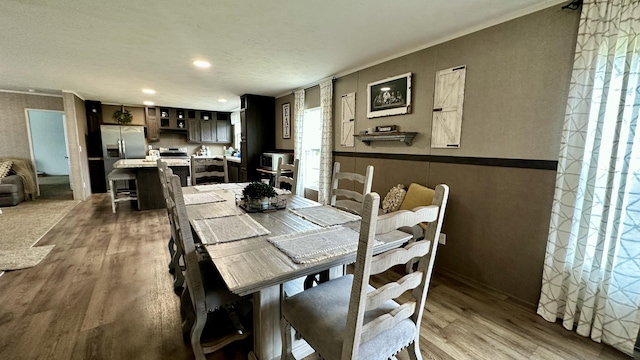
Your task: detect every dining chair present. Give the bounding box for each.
[157,159,184,288]
[276,158,299,194]
[281,184,449,360]
[166,173,251,360]
[330,162,374,215]
[190,155,229,185]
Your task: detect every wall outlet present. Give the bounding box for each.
[83,182,86,188]
[438,233,446,245]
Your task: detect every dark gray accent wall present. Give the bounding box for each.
[278,5,580,306]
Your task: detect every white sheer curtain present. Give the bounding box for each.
[317,80,333,205]
[293,89,305,196]
[537,0,640,355]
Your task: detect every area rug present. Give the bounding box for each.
[0,198,79,271]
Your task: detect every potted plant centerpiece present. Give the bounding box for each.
[242,181,277,210]
[113,108,133,125]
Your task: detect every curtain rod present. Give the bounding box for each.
[276,76,336,98]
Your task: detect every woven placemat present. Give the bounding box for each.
[194,183,244,192]
[183,191,225,205]
[290,205,360,227]
[268,226,379,264]
[187,202,244,220]
[192,214,270,244]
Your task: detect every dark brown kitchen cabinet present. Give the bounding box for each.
[145,107,160,142]
[240,94,275,181]
[227,161,241,183]
[216,112,232,143]
[187,117,200,142]
[187,111,232,144]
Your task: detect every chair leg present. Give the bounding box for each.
[181,287,194,333]
[281,318,295,360]
[407,340,422,360]
[190,307,207,360]
[109,180,117,213]
[168,236,176,274]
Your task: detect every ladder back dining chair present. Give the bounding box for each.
[281,184,449,360]
[276,158,299,194]
[190,155,229,185]
[157,159,184,288]
[166,173,251,360]
[330,162,374,215]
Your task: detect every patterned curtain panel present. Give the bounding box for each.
[317,80,333,205]
[293,89,306,196]
[537,0,640,355]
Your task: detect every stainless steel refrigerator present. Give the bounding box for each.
[101,125,146,185]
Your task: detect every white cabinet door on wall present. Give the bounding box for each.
[340,92,356,147]
[432,65,466,148]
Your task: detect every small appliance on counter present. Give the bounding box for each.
[260,152,291,171]
[197,145,211,156]
[145,148,160,162]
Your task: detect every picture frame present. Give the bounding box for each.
[367,72,412,118]
[282,103,291,139]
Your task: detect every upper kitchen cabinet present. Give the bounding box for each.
[101,105,146,126]
[145,107,160,142]
[158,108,187,131]
[187,110,232,144]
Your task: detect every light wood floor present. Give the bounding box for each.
[0,194,633,360]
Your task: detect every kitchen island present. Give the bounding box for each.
[114,159,189,210]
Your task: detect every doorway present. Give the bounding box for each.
[26,110,73,200]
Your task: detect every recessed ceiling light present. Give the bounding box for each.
[193,60,211,68]
[380,87,391,91]
[143,101,154,106]
[218,98,227,103]
[142,89,156,94]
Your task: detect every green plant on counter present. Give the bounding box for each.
[242,181,277,200]
[113,109,133,124]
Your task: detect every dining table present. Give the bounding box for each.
[182,183,412,360]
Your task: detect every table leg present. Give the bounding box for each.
[252,285,282,360]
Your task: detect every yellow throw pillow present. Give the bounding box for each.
[399,183,435,230]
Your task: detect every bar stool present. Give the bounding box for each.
[107,169,139,213]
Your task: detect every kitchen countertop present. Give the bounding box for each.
[114,159,190,168]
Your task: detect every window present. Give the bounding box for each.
[301,107,321,190]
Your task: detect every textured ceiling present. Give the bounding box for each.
[0,0,565,111]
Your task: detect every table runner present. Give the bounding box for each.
[192,214,270,244]
[183,191,225,205]
[268,226,380,264]
[289,205,360,227]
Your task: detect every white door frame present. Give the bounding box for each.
[24,108,70,197]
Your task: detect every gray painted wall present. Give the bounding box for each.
[28,110,68,175]
[0,92,64,160]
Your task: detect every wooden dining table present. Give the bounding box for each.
[183,183,412,360]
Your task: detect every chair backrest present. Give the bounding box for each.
[276,157,299,194]
[330,161,374,214]
[190,155,229,185]
[341,184,449,359]
[166,172,208,322]
[157,159,171,208]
